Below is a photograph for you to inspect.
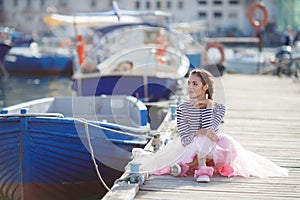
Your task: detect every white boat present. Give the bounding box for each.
[45,6,201,102]
[72,23,193,102]
[224,48,265,74]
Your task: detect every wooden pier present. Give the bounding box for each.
[103,74,300,200]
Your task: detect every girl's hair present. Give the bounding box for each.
[190,69,214,100]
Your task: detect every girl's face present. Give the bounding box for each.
[188,74,208,99]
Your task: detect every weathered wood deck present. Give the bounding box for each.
[103,74,300,200]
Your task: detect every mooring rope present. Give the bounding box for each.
[77,117,151,192]
[81,118,111,192]
[76,117,150,139]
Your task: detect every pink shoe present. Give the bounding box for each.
[194,166,214,183]
[170,163,189,177]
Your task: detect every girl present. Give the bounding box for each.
[127,69,288,182]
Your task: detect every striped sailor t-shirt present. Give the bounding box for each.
[176,101,225,146]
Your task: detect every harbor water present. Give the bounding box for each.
[0,75,73,110]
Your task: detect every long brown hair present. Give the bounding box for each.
[190,69,214,100]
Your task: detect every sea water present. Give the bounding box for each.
[0,75,73,109]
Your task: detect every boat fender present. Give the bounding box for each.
[205,42,225,64]
[76,35,85,65]
[155,29,168,65]
[248,2,268,28]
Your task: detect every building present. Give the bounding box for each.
[0,0,288,38]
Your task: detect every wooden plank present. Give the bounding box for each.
[103,183,139,200]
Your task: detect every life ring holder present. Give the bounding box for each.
[248,2,268,28]
[205,42,225,64]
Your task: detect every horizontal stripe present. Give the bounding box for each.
[176,102,225,146]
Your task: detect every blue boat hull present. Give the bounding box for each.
[73,75,178,102]
[3,51,73,76]
[0,115,148,200]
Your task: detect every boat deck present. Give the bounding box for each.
[103,74,300,200]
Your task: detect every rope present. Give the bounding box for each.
[75,118,151,139]
[82,118,111,192]
[77,117,151,192]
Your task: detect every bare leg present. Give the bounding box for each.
[187,156,198,168]
[206,158,215,167]
[197,156,206,167]
[187,156,214,168]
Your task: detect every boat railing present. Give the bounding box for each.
[84,25,197,69]
[77,44,189,77]
[2,96,148,128]
[0,112,64,118]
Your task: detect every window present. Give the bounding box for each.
[214,12,222,18]
[14,0,18,7]
[27,0,31,8]
[229,0,239,4]
[146,1,150,9]
[156,1,161,9]
[91,0,96,7]
[198,0,207,5]
[178,1,183,9]
[60,0,67,7]
[41,0,45,7]
[198,12,207,18]
[135,1,140,9]
[213,0,222,5]
[167,1,171,8]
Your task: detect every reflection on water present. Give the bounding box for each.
[0,76,73,109]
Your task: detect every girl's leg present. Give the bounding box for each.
[187,156,214,167]
[187,155,198,168]
[198,157,206,167]
[206,158,215,167]
[194,156,214,183]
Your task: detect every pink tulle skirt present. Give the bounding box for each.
[127,133,288,178]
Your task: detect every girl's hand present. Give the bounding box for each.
[189,99,214,109]
[196,129,219,142]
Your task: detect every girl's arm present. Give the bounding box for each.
[201,103,225,132]
[196,103,225,141]
[176,104,194,146]
[195,129,219,142]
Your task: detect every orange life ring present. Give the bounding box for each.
[248,2,268,28]
[76,35,85,65]
[205,42,225,64]
[155,29,168,65]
